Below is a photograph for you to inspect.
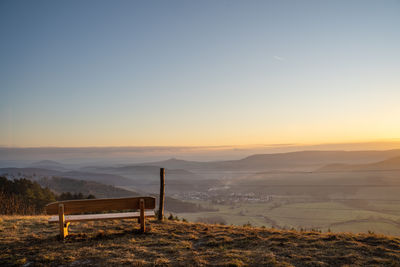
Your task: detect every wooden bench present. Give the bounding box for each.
[45,196,156,240]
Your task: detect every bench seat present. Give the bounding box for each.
[45,196,157,240]
[48,210,156,223]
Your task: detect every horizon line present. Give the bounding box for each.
[1,138,400,150]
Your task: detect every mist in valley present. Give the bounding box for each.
[2,146,400,235]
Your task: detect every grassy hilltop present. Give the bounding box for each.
[1,216,400,266]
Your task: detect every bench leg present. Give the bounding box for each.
[140,198,145,233]
[58,204,69,240]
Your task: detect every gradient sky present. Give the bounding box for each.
[1,0,399,147]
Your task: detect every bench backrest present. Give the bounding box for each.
[45,196,156,215]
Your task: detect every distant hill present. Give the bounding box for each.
[6,150,400,184]
[129,149,400,171]
[132,158,205,169]
[84,165,204,182]
[317,156,400,172]
[37,176,136,199]
[0,167,135,186]
[83,164,220,193]
[0,170,212,213]
[82,165,162,180]
[29,160,68,171]
[37,176,213,213]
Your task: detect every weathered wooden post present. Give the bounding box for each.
[158,168,165,221]
[139,198,145,232]
[58,204,69,240]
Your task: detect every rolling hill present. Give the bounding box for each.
[13,150,400,186]
[0,173,212,213]
[0,167,135,186]
[37,176,136,199]
[318,156,400,172]
[129,149,400,171]
[83,165,203,180]
[29,160,68,171]
[82,165,216,193]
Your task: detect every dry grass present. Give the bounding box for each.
[1,215,400,266]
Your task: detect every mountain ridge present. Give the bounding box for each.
[126,149,400,171]
[0,167,135,186]
[318,156,400,172]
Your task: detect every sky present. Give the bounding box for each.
[1,0,400,147]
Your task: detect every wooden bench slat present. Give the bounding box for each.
[45,197,156,215]
[46,196,158,240]
[48,211,156,223]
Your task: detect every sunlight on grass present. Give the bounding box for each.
[2,215,399,266]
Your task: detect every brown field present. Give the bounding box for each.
[1,216,400,266]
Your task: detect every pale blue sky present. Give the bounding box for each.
[1,0,399,147]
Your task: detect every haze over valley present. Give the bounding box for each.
[2,145,400,235]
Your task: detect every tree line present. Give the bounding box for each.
[0,177,95,215]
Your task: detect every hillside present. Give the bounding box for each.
[0,175,211,214]
[37,176,136,199]
[0,168,135,186]
[83,165,204,182]
[29,160,68,171]
[318,156,400,172]
[82,165,219,193]
[132,150,400,171]
[1,216,400,266]
[38,177,214,213]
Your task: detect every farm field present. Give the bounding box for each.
[176,200,400,235]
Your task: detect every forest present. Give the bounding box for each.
[0,177,95,215]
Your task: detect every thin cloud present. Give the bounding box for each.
[273,55,285,61]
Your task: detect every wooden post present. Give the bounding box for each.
[158,168,165,221]
[140,198,145,233]
[58,204,69,240]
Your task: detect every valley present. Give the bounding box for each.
[2,149,400,235]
